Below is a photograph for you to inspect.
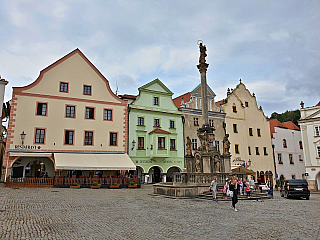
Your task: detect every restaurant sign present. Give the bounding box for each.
[15,145,42,150]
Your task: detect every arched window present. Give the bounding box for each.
[283,139,287,148]
[299,141,303,149]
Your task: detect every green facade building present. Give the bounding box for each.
[128,79,184,183]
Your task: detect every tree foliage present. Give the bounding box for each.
[269,110,301,126]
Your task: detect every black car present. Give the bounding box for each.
[281,179,310,200]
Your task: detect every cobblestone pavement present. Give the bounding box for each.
[0,184,319,240]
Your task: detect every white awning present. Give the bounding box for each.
[9,152,53,157]
[54,153,136,170]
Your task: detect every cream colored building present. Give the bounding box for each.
[299,101,320,190]
[173,84,226,156]
[220,80,274,183]
[2,49,135,181]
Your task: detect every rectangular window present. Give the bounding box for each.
[289,154,294,164]
[292,175,296,180]
[154,119,160,127]
[138,117,144,126]
[263,147,268,155]
[86,107,94,119]
[170,139,176,150]
[235,144,239,154]
[249,128,253,136]
[299,155,303,161]
[215,140,220,152]
[209,119,214,127]
[233,124,238,133]
[245,101,249,107]
[66,105,75,118]
[83,85,91,95]
[104,109,112,121]
[37,103,47,116]
[170,120,175,129]
[138,137,144,149]
[158,137,165,149]
[315,126,320,136]
[317,146,320,158]
[283,139,287,148]
[255,147,260,155]
[248,146,251,155]
[278,153,283,164]
[154,97,159,105]
[194,118,199,126]
[233,106,237,113]
[65,130,74,145]
[84,131,93,145]
[299,141,303,149]
[110,132,117,146]
[35,129,45,144]
[192,139,197,150]
[257,128,261,137]
[60,82,68,93]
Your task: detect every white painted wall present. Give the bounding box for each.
[272,127,305,180]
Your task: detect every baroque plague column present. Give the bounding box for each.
[185,41,231,174]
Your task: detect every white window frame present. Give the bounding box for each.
[192,139,198,150]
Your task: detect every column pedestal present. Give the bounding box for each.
[202,155,212,173]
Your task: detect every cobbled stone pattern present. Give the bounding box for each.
[0,183,319,240]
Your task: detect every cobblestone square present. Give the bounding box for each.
[0,184,319,240]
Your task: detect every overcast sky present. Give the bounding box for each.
[0,0,319,117]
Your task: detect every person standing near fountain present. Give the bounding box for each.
[210,177,218,202]
[229,177,238,211]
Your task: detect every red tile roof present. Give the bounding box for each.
[120,94,137,99]
[215,100,224,108]
[316,101,320,106]
[269,119,300,138]
[149,129,171,134]
[173,92,191,108]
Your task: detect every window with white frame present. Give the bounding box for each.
[317,146,320,158]
[315,126,320,136]
[209,119,214,127]
[289,154,294,164]
[192,139,197,150]
[299,155,303,161]
[194,118,199,126]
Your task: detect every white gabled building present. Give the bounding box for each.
[269,119,305,183]
[299,101,320,190]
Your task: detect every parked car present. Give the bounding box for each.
[280,179,310,200]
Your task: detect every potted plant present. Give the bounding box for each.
[70,182,80,189]
[128,181,137,188]
[90,182,101,189]
[110,182,120,189]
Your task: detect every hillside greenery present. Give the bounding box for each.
[268,110,301,126]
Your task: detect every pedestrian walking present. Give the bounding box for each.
[239,178,243,195]
[258,177,262,193]
[246,184,251,198]
[267,178,273,196]
[249,176,255,195]
[229,177,238,211]
[221,184,228,200]
[210,177,218,202]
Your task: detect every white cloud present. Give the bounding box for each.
[52,2,68,19]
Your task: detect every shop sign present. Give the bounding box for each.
[15,145,41,150]
[140,160,152,163]
[311,168,316,171]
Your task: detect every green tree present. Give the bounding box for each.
[268,110,301,126]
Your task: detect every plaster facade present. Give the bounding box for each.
[299,102,320,190]
[2,49,128,181]
[221,81,274,182]
[128,79,184,183]
[173,84,226,156]
[270,121,305,181]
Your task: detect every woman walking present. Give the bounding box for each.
[229,177,238,212]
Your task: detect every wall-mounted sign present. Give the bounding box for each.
[311,168,316,171]
[15,145,41,150]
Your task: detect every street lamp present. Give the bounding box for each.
[20,131,26,145]
[131,139,136,150]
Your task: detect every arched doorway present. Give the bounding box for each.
[166,167,181,182]
[136,166,144,183]
[148,166,162,183]
[11,157,54,178]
